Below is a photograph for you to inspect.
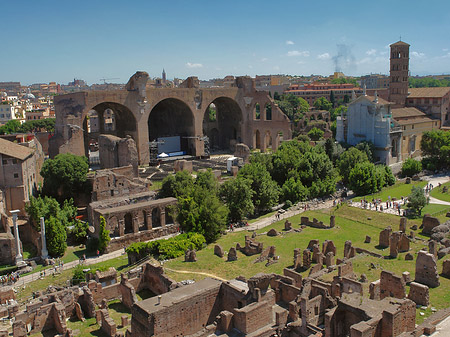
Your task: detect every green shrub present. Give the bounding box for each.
[401,158,422,177]
[125,233,206,261]
[72,265,87,285]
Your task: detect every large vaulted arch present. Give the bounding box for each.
[202,97,243,152]
[148,98,195,155]
[83,101,137,160]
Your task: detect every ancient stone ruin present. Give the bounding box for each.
[415,250,440,288]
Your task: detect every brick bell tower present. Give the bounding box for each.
[389,40,410,107]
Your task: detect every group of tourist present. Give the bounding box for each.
[0,271,20,285]
[358,196,407,215]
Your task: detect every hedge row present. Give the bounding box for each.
[126,233,206,260]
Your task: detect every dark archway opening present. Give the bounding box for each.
[124,213,133,234]
[83,102,137,163]
[202,97,242,152]
[152,208,161,228]
[148,98,195,155]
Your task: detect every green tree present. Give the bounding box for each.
[355,141,375,162]
[282,177,308,203]
[330,90,336,108]
[0,120,21,135]
[307,127,324,141]
[220,177,254,222]
[70,220,89,245]
[238,162,280,213]
[420,130,450,169]
[159,170,194,198]
[348,162,378,196]
[337,148,369,184]
[407,185,427,216]
[401,158,422,177]
[313,97,332,111]
[45,216,67,257]
[41,153,90,202]
[98,216,110,253]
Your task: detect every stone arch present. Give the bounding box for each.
[265,131,272,151]
[254,103,261,120]
[254,129,261,150]
[82,102,137,159]
[265,103,272,121]
[202,97,243,151]
[148,98,195,155]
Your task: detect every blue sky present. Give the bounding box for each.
[2,0,450,84]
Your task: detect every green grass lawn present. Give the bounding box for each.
[430,181,450,203]
[352,180,427,202]
[164,204,447,323]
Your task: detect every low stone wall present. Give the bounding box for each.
[106,224,178,253]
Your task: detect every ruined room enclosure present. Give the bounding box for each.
[148,98,195,155]
[202,97,242,152]
[83,102,137,161]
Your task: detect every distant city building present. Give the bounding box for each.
[406,87,450,127]
[0,137,44,215]
[284,82,362,106]
[360,74,390,90]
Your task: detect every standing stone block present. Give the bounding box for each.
[284,220,292,231]
[322,240,336,256]
[330,215,335,228]
[379,226,392,248]
[184,249,197,262]
[303,249,311,269]
[429,240,439,258]
[405,253,414,260]
[325,252,335,267]
[228,247,237,261]
[408,282,430,306]
[121,315,129,327]
[369,279,380,300]
[364,236,371,243]
[398,233,410,252]
[344,240,355,259]
[400,217,407,232]
[312,244,322,265]
[307,239,319,250]
[415,250,440,288]
[443,259,450,278]
[389,232,400,258]
[293,249,302,270]
[422,215,440,235]
[402,271,411,284]
[214,245,224,258]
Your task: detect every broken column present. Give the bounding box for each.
[40,217,48,260]
[11,210,24,266]
[302,249,311,269]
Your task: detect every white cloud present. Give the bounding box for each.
[286,40,294,45]
[366,49,377,56]
[287,50,310,57]
[248,65,253,69]
[317,52,330,60]
[260,57,268,62]
[273,65,280,70]
[186,62,203,68]
[443,48,449,52]
[297,61,305,65]
[411,51,425,59]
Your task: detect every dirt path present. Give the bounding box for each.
[163,267,227,282]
